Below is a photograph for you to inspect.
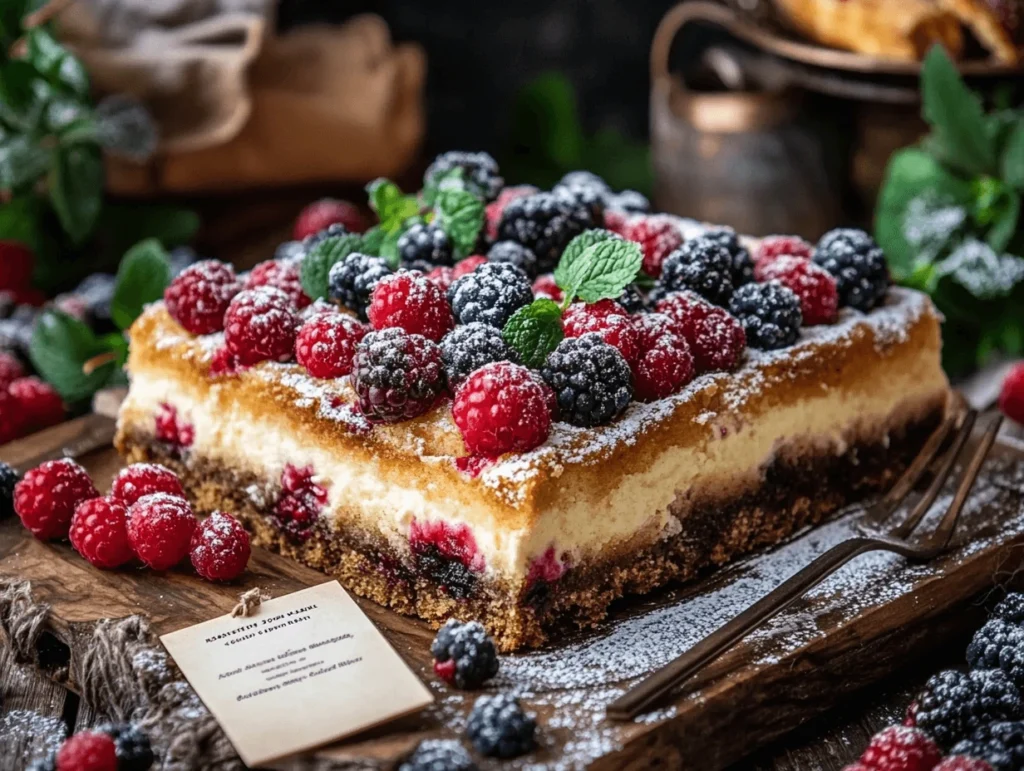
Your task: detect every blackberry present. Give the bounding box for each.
[352,328,446,423]
[994,594,1024,625]
[448,263,532,329]
[813,227,890,311]
[552,177,606,226]
[608,189,651,214]
[1,462,19,519]
[558,170,612,197]
[952,722,1024,771]
[302,222,349,249]
[660,237,735,306]
[97,722,154,771]
[398,223,455,270]
[487,240,539,278]
[431,619,500,689]
[0,305,37,357]
[497,192,591,273]
[413,544,478,598]
[73,273,117,323]
[968,619,1024,674]
[541,334,633,427]
[466,693,537,759]
[728,281,802,350]
[916,669,1023,749]
[328,253,392,320]
[703,227,754,286]
[167,246,199,277]
[273,240,306,263]
[441,323,516,388]
[399,739,477,771]
[424,150,504,202]
[616,284,648,314]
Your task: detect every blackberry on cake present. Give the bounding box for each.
[951,721,1024,771]
[759,255,839,326]
[399,740,477,771]
[541,333,633,427]
[441,323,516,387]
[424,150,504,202]
[0,461,18,519]
[368,271,454,343]
[398,223,455,271]
[994,593,1024,625]
[466,693,536,758]
[352,328,446,423]
[623,215,684,278]
[430,619,500,689]
[659,236,735,305]
[814,227,890,311]
[327,252,392,320]
[96,723,154,771]
[448,262,533,329]
[488,240,540,278]
[915,669,1023,749]
[453,362,553,456]
[701,227,754,287]
[496,191,591,273]
[729,281,803,350]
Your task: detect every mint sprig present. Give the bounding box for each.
[299,233,363,300]
[363,178,422,268]
[110,239,171,330]
[435,187,484,259]
[502,299,564,368]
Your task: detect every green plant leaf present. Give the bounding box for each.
[421,166,465,206]
[0,0,31,51]
[366,179,419,232]
[1002,120,1024,190]
[435,187,484,258]
[300,234,362,300]
[553,229,620,291]
[29,309,115,403]
[0,60,41,129]
[26,27,89,99]
[0,196,43,250]
[986,191,1020,253]
[560,238,643,304]
[0,134,50,191]
[110,238,172,330]
[359,225,386,255]
[502,299,564,368]
[49,144,103,244]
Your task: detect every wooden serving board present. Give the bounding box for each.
[2,417,1024,770]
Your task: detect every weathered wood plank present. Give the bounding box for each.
[0,644,70,770]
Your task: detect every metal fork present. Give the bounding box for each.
[607,408,1003,720]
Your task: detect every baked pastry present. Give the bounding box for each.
[935,0,1022,62]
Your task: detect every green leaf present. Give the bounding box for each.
[1002,121,1024,190]
[560,238,643,304]
[300,234,362,300]
[49,144,103,243]
[26,28,89,99]
[359,225,386,255]
[502,299,564,368]
[920,46,996,175]
[110,239,172,330]
[421,166,465,206]
[435,187,484,258]
[986,191,1020,253]
[0,60,41,129]
[0,196,43,250]
[553,229,620,290]
[366,179,419,232]
[29,309,115,403]
[0,134,50,191]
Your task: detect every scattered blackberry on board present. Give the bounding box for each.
[915,669,1023,749]
[813,227,890,311]
[441,323,516,388]
[399,739,478,771]
[702,226,754,286]
[398,223,456,270]
[424,150,504,202]
[431,619,500,689]
[466,693,537,758]
[728,281,803,350]
[328,253,393,321]
[448,262,533,329]
[352,328,446,423]
[616,284,648,313]
[659,236,735,306]
[0,461,18,519]
[97,723,155,771]
[488,240,539,278]
[994,594,1024,625]
[497,191,591,273]
[608,189,651,213]
[541,333,633,428]
[951,721,1024,771]
[968,619,1024,674]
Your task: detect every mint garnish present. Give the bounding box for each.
[300,233,363,300]
[553,229,619,289]
[110,238,172,330]
[435,187,484,259]
[559,237,642,304]
[421,166,465,206]
[502,299,564,368]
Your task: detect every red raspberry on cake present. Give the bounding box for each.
[164,260,242,335]
[0,389,26,444]
[295,312,368,378]
[754,235,814,276]
[110,463,185,508]
[632,313,695,401]
[657,291,746,373]
[127,493,197,570]
[368,271,454,343]
[155,403,195,447]
[223,286,300,366]
[56,730,118,771]
[758,255,839,325]
[848,726,941,771]
[190,511,251,581]
[562,301,640,365]
[69,497,135,569]
[275,463,328,528]
[293,198,368,238]
[485,185,538,240]
[454,255,489,278]
[8,376,65,431]
[452,361,553,456]
[532,274,563,302]
[622,215,683,277]
[245,259,312,309]
[0,350,25,388]
[1000,362,1024,425]
[14,458,98,540]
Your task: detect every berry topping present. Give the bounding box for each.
[368,271,455,342]
[398,223,456,271]
[425,266,456,293]
[295,312,368,378]
[527,546,569,585]
[223,287,300,366]
[352,328,446,423]
[110,463,185,508]
[622,215,684,277]
[0,350,25,387]
[497,191,591,273]
[56,731,118,771]
[702,227,755,286]
[758,255,839,325]
[813,227,890,311]
[660,236,735,306]
[968,619,1024,676]
[616,284,648,313]
[293,198,367,239]
[454,255,489,278]
[562,301,640,364]
[15,459,97,540]
[0,388,25,444]
[485,185,538,240]
[69,497,135,569]
[608,189,651,213]
[8,376,65,431]
[409,519,483,598]
[191,511,251,581]
[466,693,537,758]
[441,322,516,388]
[754,235,814,274]
[632,313,695,401]
[154,403,194,448]
[244,259,311,309]
[532,273,563,302]
[552,177,606,226]
[934,758,995,771]
[127,493,197,571]
[0,461,17,519]
[424,150,504,202]
[274,464,328,535]
[164,260,241,335]
[728,281,803,350]
[453,362,552,456]
[95,723,154,771]
[916,669,1023,749]
[328,252,392,321]
[398,740,478,771]
[994,593,1024,625]
[999,364,1024,425]
[448,262,533,329]
[951,721,1024,771]
[849,726,941,771]
[488,240,539,278]
[656,291,746,373]
[431,619,500,689]
[541,333,633,427]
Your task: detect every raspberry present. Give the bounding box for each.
[398,223,455,271]
[466,693,536,758]
[703,227,755,286]
[244,259,311,309]
[424,150,504,202]
[398,740,477,771]
[293,198,367,239]
[754,235,814,274]
[999,364,1024,425]
[0,461,17,519]
[190,511,251,581]
[69,497,135,569]
[915,669,1023,749]
[448,262,533,329]
[431,619,500,689]
[110,463,185,508]
[164,260,241,335]
[428,257,489,294]
[485,185,537,240]
[497,191,591,273]
[603,208,631,236]
[532,274,563,302]
[368,271,454,342]
[632,313,695,401]
[0,388,26,443]
[562,301,640,364]
[853,726,941,771]
[813,228,890,311]
[154,402,194,448]
[0,350,25,387]
[994,593,1024,625]
[127,493,197,570]
[425,266,456,293]
[728,281,803,350]
[488,240,539,278]
[934,759,995,771]
[295,312,367,378]
[0,240,34,291]
[454,255,489,278]
[440,322,516,388]
[274,464,327,537]
[15,459,97,540]
[453,362,552,456]
[94,723,154,771]
[622,215,684,277]
[657,291,746,373]
[328,252,392,320]
[541,334,633,427]
[9,376,65,431]
[660,236,735,306]
[353,328,446,423]
[56,731,118,771]
[223,287,300,366]
[951,721,1024,771]
[758,255,839,325]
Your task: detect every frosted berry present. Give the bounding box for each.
[453,362,552,456]
[0,388,25,444]
[69,497,135,569]
[15,459,97,540]
[399,740,477,771]
[0,461,17,519]
[934,759,995,771]
[758,255,839,325]
[532,274,563,302]
[328,252,392,320]
[552,176,606,226]
[431,619,499,689]
[441,323,516,388]
[485,185,537,240]
[448,262,533,329]
[244,259,311,309]
[609,189,651,214]
[660,236,735,306]
[1000,364,1024,425]
[813,228,890,311]
[754,235,814,274]
[111,464,185,508]
[622,215,684,277]
[603,208,631,236]
[127,493,197,571]
[398,223,455,271]
[951,721,1024,771]
[9,377,65,431]
[853,726,941,771]
[368,271,454,342]
[56,731,118,771]
[562,301,640,365]
[632,313,695,401]
[0,350,25,387]
[729,281,802,350]
[353,328,446,423]
[424,150,504,202]
[967,619,1024,676]
[295,312,368,378]
[293,198,367,239]
[95,723,154,771]
[466,693,536,758]
[454,255,489,278]
[164,260,241,335]
[497,191,591,273]
[994,593,1024,625]
[190,511,251,581]
[425,265,456,293]
[616,284,648,313]
[916,669,1023,749]
[542,334,633,427]
[223,287,300,366]
[155,402,194,448]
[702,227,754,286]
[488,240,539,278]
[657,291,746,373]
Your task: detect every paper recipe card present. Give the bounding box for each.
[160,582,433,766]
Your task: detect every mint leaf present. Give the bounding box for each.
[300,234,362,300]
[26,27,89,99]
[29,309,114,402]
[561,238,643,304]
[986,191,1020,253]
[422,166,465,206]
[111,238,172,330]
[435,188,484,258]
[502,299,564,368]
[367,179,419,231]
[1002,121,1024,190]
[553,229,620,290]
[0,135,50,191]
[49,144,103,244]
[359,225,386,255]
